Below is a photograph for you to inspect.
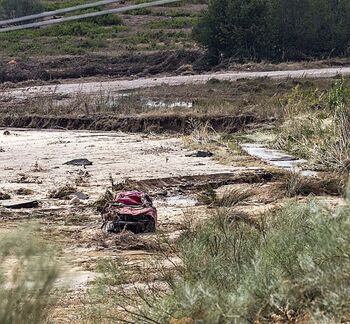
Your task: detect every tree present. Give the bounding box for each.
[193,0,350,62]
[0,0,43,19]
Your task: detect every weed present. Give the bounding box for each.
[197,186,254,207]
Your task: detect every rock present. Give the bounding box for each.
[63,159,93,167]
[185,151,214,158]
[2,200,39,209]
[73,192,89,200]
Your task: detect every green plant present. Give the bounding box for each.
[139,195,350,323]
[275,79,350,171]
[0,230,59,324]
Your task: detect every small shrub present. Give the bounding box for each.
[198,186,253,207]
[0,230,59,324]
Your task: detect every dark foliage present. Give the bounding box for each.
[194,0,350,62]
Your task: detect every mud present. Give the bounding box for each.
[0,114,258,134]
[116,169,281,195]
[0,50,202,84]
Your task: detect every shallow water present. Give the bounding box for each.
[240,143,317,176]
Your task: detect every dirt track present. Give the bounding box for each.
[2,67,350,99]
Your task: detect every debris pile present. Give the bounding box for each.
[102,191,157,234]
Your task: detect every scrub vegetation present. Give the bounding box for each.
[275,78,350,172]
[0,230,59,324]
[90,185,350,323]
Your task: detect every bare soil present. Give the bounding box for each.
[1,51,350,86]
[0,114,259,133]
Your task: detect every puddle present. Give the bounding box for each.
[143,100,193,109]
[241,143,317,176]
[159,195,197,207]
[55,268,98,290]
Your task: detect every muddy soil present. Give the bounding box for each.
[0,114,259,134]
[1,51,350,86]
[0,50,202,84]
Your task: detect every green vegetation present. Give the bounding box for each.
[194,0,350,62]
[0,0,43,18]
[275,78,350,172]
[0,229,59,324]
[92,187,350,323]
[145,16,197,29]
[0,0,197,56]
[0,14,123,55]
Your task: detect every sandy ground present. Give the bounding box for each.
[2,67,350,99]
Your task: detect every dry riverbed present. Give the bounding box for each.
[0,128,343,322]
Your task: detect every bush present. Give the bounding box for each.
[0,0,43,19]
[140,195,350,323]
[193,0,350,62]
[0,230,59,324]
[92,184,350,323]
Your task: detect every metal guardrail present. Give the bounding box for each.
[0,0,122,26]
[0,0,181,32]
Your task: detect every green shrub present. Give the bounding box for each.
[141,196,350,322]
[0,230,59,324]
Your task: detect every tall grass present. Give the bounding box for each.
[275,78,350,172]
[0,230,59,324]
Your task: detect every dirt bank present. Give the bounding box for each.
[0,50,202,84]
[0,114,259,133]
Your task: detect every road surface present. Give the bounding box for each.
[2,67,350,99]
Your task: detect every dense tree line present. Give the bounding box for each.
[193,0,350,62]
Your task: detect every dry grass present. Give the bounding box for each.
[48,183,76,199]
[275,78,350,172]
[197,186,254,207]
